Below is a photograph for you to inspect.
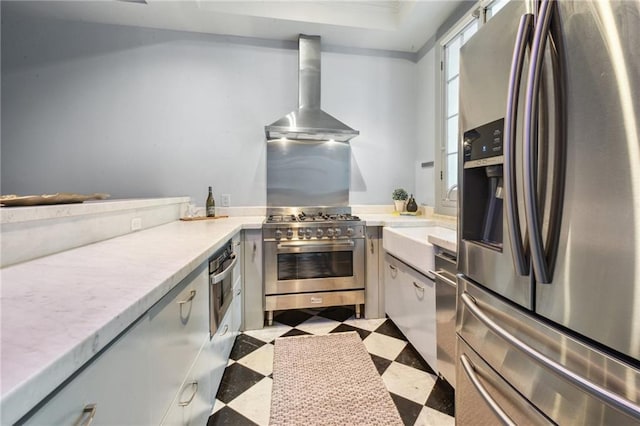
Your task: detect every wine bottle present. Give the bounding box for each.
[206,186,216,217]
[406,194,418,212]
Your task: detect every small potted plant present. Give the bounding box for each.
[392,188,408,212]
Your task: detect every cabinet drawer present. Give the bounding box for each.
[384,254,409,329]
[207,306,236,398]
[22,316,150,426]
[161,341,213,426]
[148,263,209,425]
[384,254,437,371]
[403,262,437,369]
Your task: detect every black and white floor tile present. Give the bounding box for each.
[207,307,455,426]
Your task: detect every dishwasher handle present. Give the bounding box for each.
[428,270,456,287]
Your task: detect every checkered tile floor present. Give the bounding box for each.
[207,307,455,426]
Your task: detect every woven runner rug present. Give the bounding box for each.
[270,331,403,425]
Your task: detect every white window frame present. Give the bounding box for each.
[434,0,509,217]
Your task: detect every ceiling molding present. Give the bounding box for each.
[7,0,468,54]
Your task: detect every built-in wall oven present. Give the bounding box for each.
[209,240,237,337]
[263,209,365,325]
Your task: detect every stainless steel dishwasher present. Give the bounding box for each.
[431,250,457,388]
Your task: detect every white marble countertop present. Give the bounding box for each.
[358,214,436,227]
[0,209,456,423]
[0,197,190,224]
[0,216,263,424]
[359,213,457,230]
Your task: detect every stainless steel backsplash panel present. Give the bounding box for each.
[267,140,350,207]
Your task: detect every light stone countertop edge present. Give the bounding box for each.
[428,233,458,253]
[0,216,263,425]
[0,197,191,224]
[359,214,457,231]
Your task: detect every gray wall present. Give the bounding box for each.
[1,6,423,207]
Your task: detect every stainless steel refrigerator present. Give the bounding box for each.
[456,0,640,423]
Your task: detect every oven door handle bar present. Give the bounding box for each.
[277,240,355,249]
[211,254,237,285]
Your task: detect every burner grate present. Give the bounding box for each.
[265,209,360,224]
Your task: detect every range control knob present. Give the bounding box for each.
[298,228,304,238]
[334,228,342,237]
[326,228,335,238]
[275,229,283,240]
[305,229,312,239]
[286,228,294,239]
[346,227,354,237]
[316,229,324,238]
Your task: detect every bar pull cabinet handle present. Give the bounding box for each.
[370,240,374,254]
[412,282,425,292]
[428,270,457,288]
[73,403,97,426]
[177,290,196,305]
[504,13,534,276]
[524,0,554,283]
[219,324,229,336]
[460,355,516,426]
[389,265,396,271]
[461,292,640,419]
[178,381,199,407]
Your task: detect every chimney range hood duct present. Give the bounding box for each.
[265,35,359,143]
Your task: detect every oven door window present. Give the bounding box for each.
[277,251,353,280]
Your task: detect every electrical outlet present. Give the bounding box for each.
[221,194,231,207]
[131,217,142,231]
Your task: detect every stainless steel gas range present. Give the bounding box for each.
[263,207,365,325]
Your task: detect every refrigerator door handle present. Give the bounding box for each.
[504,13,534,276]
[523,0,553,283]
[460,354,517,426]
[461,292,640,419]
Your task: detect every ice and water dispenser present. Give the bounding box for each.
[461,118,504,250]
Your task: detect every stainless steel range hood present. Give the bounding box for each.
[265,35,359,143]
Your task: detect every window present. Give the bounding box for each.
[487,0,510,19]
[435,0,510,216]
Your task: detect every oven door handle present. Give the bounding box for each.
[211,254,237,285]
[277,240,355,249]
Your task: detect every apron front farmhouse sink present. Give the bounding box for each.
[382,226,455,277]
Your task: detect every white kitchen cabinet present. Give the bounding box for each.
[21,261,213,426]
[149,262,210,424]
[205,301,236,401]
[232,230,244,334]
[18,226,258,425]
[242,229,263,330]
[384,253,438,371]
[232,274,243,337]
[22,316,151,426]
[232,231,242,284]
[161,340,213,426]
[365,226,385,319]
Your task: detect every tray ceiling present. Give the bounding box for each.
[7,0,471,53]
